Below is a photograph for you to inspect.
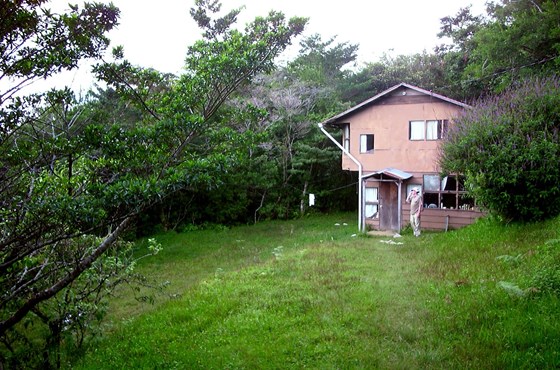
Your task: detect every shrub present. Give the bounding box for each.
[440,76,560,222]
[529,239,560,296]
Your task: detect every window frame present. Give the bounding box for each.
[343,124,350,151]
[426,120,439,140]
[360,134,375,153]
[409,120,425,141]
[409,119,448,141]
[421,174,474,210]
[365,187,379,218]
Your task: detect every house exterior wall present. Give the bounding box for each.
[340,90,462,173]
[366,175,485,232]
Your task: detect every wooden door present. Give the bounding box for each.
[379,183,398,230]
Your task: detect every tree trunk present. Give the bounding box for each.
[300,180,308,216]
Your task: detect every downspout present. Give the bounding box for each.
[318,123,364,232]
[396,180,402,232]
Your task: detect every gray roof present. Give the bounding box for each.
[322,82,470,125]
[363,168,413,181]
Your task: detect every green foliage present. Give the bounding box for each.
[529,239,560,295]
[465,0,560,92]
[9,0,560,366]
[440,76,560,221]
[348,52,453,103]
[434,0,560,97]
[0,0,119,99]
[435,5,486,100]
[288,34,359,85]
[183,2,307,120]
[154,62,357,227]
[0,236,162,369]
[217,37,361,221]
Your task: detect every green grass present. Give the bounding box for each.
[72,213,560,369]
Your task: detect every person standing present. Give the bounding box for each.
[406,187,423,237]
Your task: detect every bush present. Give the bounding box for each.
[529,239,560,296]
[440,76,560,222]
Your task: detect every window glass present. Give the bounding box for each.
[422,174,475,210]
[442,193,457,209]
[343,124,350,151]
[365,204,378,218]
[365,187,378,202]
[406,184,422,195]
[410,120,447,140]
[409,121,424,140]
[459,194,474,210]
[441,120,449,138]
[365,187,379,218]
[423,174,440,191]
[360,134,374,153]
[442,176,457,191]
[426,120,439,140]
[458,175,467,191]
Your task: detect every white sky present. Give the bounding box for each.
[37,0,489,92]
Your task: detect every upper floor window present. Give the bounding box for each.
[409,120,448,141]
[360,134,374,153]
[343,124,350,151]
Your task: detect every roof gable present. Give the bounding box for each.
[322,82,470,125]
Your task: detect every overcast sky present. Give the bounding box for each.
[45,0,488,92]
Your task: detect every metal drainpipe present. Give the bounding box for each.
[396,181,402,232]
[318,123,364,232]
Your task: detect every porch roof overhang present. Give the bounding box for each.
[363,168,413,181]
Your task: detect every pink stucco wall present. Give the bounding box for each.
[340,89,464,174]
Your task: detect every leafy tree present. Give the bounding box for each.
[282,35,360,215]
[440,76,560,222]
[247,72,331,218]
[0,0,120,163]
[0,0,119,101]
[435,5,486,100]
[0,0,306,367]
[175,71,328,222]
[151,34,359,227]
[235,35,361,220]
[342,5,485,103]
[464,0,560,92]
[0,86,170,368]
[348,52,450,103]
[1,0,119,341]
[436,0,560,97]
[92,49,177,123]
[288,34,358,85]
[288,34,358,110]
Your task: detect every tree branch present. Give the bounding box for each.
[0,215,133,336]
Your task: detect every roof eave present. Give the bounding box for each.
[320,82,470,126]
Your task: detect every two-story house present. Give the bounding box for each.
[319,82,485,232]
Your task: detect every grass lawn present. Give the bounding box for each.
[73,212,560,369]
